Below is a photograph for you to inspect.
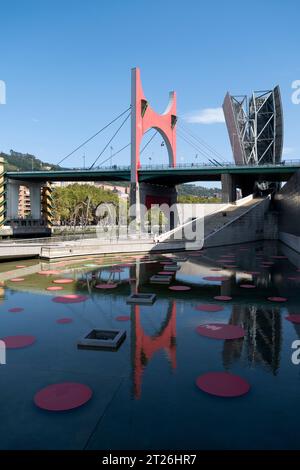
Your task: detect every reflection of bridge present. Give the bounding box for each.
[131,302,176,399]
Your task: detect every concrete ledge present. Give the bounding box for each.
[279,231,300,254]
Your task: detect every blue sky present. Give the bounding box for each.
[0,0,300,170]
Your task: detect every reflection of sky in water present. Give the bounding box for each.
[0,240,300,449]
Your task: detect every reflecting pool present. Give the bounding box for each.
[1,240,300,449]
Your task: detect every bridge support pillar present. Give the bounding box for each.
[0,157,5,226]
[221,174,237,203]
[29,183,42,219]
[6,179,20,220]
[139,183,177,231]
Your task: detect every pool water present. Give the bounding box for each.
[0,240,300,450]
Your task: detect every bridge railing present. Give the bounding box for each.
[6,159,300,175]
[71,159,300,171]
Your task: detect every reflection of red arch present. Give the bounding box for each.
[131,67,177,183]
[133,301,176,399]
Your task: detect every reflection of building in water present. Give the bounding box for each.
[131,301,176,399]
[223,305,282,375]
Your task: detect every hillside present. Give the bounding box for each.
[1,150,62,172]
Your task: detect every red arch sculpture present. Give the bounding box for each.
[131,67,177,183]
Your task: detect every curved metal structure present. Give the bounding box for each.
[223,86,283,165]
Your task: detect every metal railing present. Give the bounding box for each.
[7,159,300,175]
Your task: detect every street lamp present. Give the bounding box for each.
[110,146,113,167]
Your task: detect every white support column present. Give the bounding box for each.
[29,183,42,219]
[6,179,20,220]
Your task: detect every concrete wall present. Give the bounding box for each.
[204,197,273,247]
[176,203,229,225]
[274,170,300,253]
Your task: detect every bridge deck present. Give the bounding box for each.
[6,161,300,185]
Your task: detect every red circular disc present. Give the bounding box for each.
[169,285,191,291]
[34,382,92,411]
[53,279,74,284]
[95,283,118,289]
[196,372,250,397]
[2,335,36,349]
[16,265,26,268]
[52,295,88,304]
[214,296,232,301]
[203,276,229,282]
[38,270,61,276]
[196,323,245,339]
[10,278,24,282]
[267,297,287,302]
[158,271,174,275]
[240,284,256,289]
[46,286,64,291]
[56,318,73,324]
[8,307,24,313]
[195,304,224,312]
[286,315,300,324]
[116,315,130,321]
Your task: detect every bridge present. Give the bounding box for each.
[6,160,300,184]
[1,67,299,238]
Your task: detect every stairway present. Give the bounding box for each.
[203,198,264,239]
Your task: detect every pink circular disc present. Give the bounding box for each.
[56,318,73,324]
[16,265,26,268]
[53,279,74,284]
[10,278,24,282]
[34,382,93,411]
[195,304,224,312]
[169,285,191,291]
[38,270,61,276]
[158,271,174,275]
[286,315,300,324]
[267,296,287,302]
[95,283,118,289]
[214,295,232,301]
[240,284,256,289]
[46,286,64,291]
[203,276,229,282]
[8,307,24,313]
[2,335,36,349]
[116,315,130,321]
[52,294,88,304]
[196,372,250,397]
[196,323,245,339]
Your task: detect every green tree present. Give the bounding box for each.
[52,184,120,224]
